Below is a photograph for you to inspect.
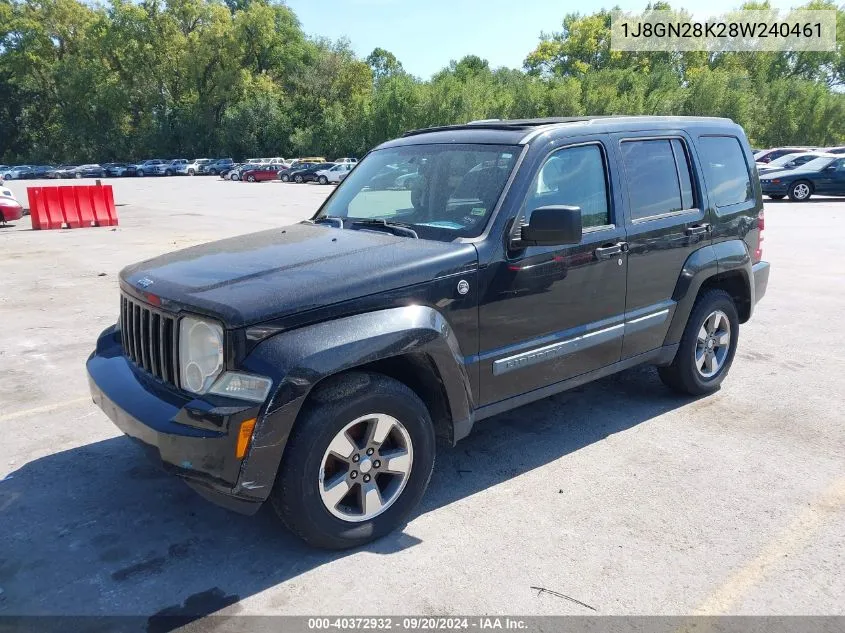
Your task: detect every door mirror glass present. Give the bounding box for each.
[517,205,583,246]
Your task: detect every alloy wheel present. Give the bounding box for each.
[792,183,810,200]
[319,413,414,523]
[695,310,731,379]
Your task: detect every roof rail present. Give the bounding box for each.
[401,115,627,137]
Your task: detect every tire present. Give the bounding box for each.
[271,372,436,549]
[318,175,328,185]
[294,175,304,183]
[137,170,145,177]
[188,169,195,176]
[788,180,812,201]
[165,169,173,176]
[231,173,239,181]
[658,289,739,396]
[768,194,785,200]
[281,174,290,182]
[75,172,82,179]
[210,168,218,175]
[246,174,255,182]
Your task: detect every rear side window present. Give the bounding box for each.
[698,136,752,208]
[620,139,696,221]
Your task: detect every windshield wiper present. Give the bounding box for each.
[350,219,419,239]
[313,215,344,228]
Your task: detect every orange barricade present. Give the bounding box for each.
[26,184,118,229]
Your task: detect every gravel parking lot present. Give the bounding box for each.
[1,177,843,621]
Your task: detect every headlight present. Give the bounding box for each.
[179,316,224,394]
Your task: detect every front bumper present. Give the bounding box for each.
[760,182,789,195]
[753,261,770,305]
[87,325,265,514]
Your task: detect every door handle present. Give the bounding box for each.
[685,223,710,236]
[595,242,627,259]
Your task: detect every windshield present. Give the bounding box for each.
[765,152,818,168]
[798,156,837,171]
[316,143,521,240]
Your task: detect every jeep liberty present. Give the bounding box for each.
[88,116,770,548]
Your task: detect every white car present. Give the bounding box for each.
[334,157,358,165]
[316,163,354,184]
[183,158,211,176]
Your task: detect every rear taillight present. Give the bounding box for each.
[754,209,764,262]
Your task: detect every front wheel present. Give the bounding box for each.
[246,174,255,182]
[75,172,82,179]
[271,372,435,549]
[281,174,290,182]
[788,180,812,201]
[188,169,195,176]
[318,175,328,185]
[294,175,304,183]
[164,169,173,176]
[230,173,239,181]
[658,289,739,396]
[137,170,145,177]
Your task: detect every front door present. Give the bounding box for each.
[815,157,845,195]
[478,137,628,405]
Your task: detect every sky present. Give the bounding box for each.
[286,0,798,79]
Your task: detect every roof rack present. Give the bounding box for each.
[401,115,626,137]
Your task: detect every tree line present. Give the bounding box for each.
[1,0,844,164]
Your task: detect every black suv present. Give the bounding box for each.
[88,116,770,549]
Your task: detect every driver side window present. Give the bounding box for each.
[523,144,611,229]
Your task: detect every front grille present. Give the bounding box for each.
[120,293,179,386]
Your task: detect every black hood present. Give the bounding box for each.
[120,222,479,327]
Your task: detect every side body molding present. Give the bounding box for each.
[233,305,474,501]
[663,240,753,346]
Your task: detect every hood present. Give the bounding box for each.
[120,222,479,327]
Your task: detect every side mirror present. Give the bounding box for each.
[824,165,837,171]
[514,205,583,247]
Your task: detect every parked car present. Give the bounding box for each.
[757,151,832,175]
[134,159,167,177]
[17,165,54,179]
[760,154,845,200]
[334,157,358,165]
[0,185,24,223]
[824,146,845,155]
[184,158,210,176]
[88,115,769,549]
[288,163,337,184]
[102,163,131,177]
[221,164,248,180]
[46,165,77,179]
[165,159,189,176]
[278,162,320,182]
[241,164,285,182]
[315,163,354,184]
[71,164,105,178]
[201,158,234,175]
[1,166,33,180]
[754,147,814,164]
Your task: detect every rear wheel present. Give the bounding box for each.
[246,174,255,182]
[294,175,304,183]
[188,169,195,176]
[137,170,145,177]
[271,372,435,549]
[75,172,82,179]
[658,289,739,396]
[788,180,812,201]
[281,174,290,182]
[230,173,239,181]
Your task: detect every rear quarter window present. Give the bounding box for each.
[698,136,753,209]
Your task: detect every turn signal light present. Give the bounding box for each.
[236,418,257,459]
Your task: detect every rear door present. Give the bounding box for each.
[612,131,712,358]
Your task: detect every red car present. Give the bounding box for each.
[0,190,24,224]
[241,164,284,182]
